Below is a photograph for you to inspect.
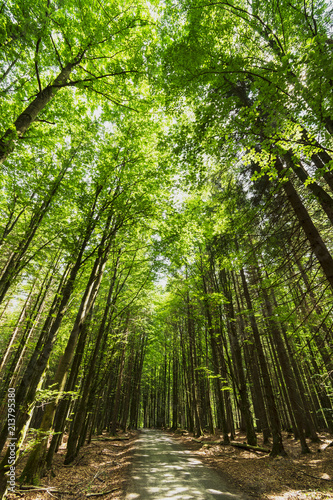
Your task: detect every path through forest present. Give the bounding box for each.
[125,430,248,499]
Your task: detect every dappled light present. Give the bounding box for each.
[125,430,246,499]
[0,0,332,499]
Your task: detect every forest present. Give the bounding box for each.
[0,0,333,498]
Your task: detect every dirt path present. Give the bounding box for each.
[125,429,249,499]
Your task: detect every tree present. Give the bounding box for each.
[0,0,152,162]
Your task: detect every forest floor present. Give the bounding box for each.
[5,429,333,499]
[6,431,137,500]
[171,429,333,500]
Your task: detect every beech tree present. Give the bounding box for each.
[0,0,332,496]
[0,0,151,162]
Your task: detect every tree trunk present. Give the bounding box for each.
[186,294,204,438]
[221,269,257,445]
[284,152,333,225]
[109,344,127,436]
[46,308,93,467]
[0,279,36,378]
[19,229,111,484]
[65,256,120,462]
[259,278,311,453]
[0,63,75,163]
[275,157,333,290]
[239,267,286,457]
[0,164,69,305]
[233,269,271,443]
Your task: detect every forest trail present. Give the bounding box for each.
[125,429,248,499]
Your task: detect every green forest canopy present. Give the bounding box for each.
[0,0,333,492]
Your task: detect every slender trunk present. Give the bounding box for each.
[171,331,179,431]
[306,341,333,433]
[3,253,62,400]
[209,333,230,442]
[233,269,271,442]
[0,368,47,498]
[284,152,333,225]
[0,261,72,455]
[0,280,36,376]
[260,282,311,453]
[122,337,140,431]
[65,264,119,462]
[179,324,194,434]
[202,275,228,436]
[187,295,204,438]
[0,165,68,305]
[282,328,320,442]
[295,258,333,376]
[129,334,146,429]
[221,269,257,445]
[46,308,93,467]
[276,157,333,289]
[240,267,286,457]
[19,231,111,484]
[266,335,297,434]
[109,344,127,436]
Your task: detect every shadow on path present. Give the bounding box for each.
[125,429,249,500]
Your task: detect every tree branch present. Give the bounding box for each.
[35,119,56,125]
[35,37,42,93]
[50,33,64,69]
[54,69,140,87]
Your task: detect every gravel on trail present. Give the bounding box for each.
[125,429,249,500]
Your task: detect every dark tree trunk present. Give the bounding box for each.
[0,63,75,163]
[275,157,333,290]
[239,267,286,457]
[221,269,257,445]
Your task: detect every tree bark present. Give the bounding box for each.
[259,277,311,453]
[186,293,204,438]
[284,152,333,225]
[275,157,333,290]
[0,164,69,305]
[239,267,286,457]
[19,220,113,484]
[220,269,257,445]
[65,261,120,463]
[0,63,74,163]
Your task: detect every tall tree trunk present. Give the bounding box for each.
[65,255,120,462]
[258,275,311,453]
[171,335,179,431]
[284,152,333,225]
[0,260,72,455]
[0,280,36,377]
[1,252,62,399]
[109,342,127,436]
[239,267,286,457]
[0,62,76,163]
[19,227,112,485]
[233,268,271,443]
[275,157,333,290]
[221,269,257,445]
[46,307,94,467]
[186,294,204,438]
